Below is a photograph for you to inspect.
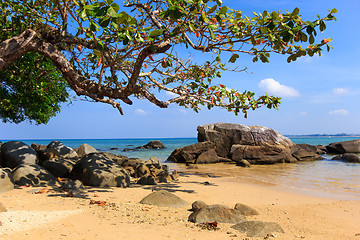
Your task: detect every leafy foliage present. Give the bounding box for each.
[0,0,337,121]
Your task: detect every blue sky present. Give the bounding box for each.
[1,0,360,139]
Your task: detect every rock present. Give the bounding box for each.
[0,202,7,212]
[30,143,47,151]
[144,157,160,167]
[1,141,39,168]
[236,160,251,167]
[198,123,295,159]
[121,158,143,168]
[123,166,136,177]
[0,168,15,193]
[123,148,136,152]
[69,152,130,187]
[76,143,98,158]
[12,164,59,187]
[136,174,157,185]
[135,164,150,178]
[170,170,180,181]
[231,144,296,164]
[167,141,215,163]
[157,171,172,183]
[195,149,219,164]
[231,221,284,237]
[42,158,78,177]
[47,141,78,159]
[37,149,60,164]
[234,203,259,216]
[291,144,324,161]
[141,140,166,149]
[101,153,128,166]
[332,153,360,163]
[326,139,360,154]
[60,180,85,192]
[188,201,246,224]
[139,190,188,207]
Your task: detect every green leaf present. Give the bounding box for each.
[220,6,227,14]
[309,34,314,44]
[149,29,163,38]
[330,8,337,13]
[111,3,119,13]
[229,53,239,63]
[292,7,299,16]
[208,5,217,14]
[208,28,216,39]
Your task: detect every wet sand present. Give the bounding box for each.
[1,164,360,240]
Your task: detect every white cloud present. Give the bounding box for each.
[134,108,148,116]
[329,109,349,116]
[333,88,349,96]
[258,78,299,97]
[166,91,178,97]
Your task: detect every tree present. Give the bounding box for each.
[0,0,336,123]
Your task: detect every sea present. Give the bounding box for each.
[3,136,360,200]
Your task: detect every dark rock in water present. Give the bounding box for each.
[31,143,47,151]
[167,141,215,163]
[47,141,78,159]
[1,141,39,169]
[195,149,219,164]
[188,201,246,224]
[231,221,284,237]
[110,147,118,150]
[37,149,60,165]
[234,203,259,216]
[139,190,187,207]
[69,152,130,187]
[136,174,157,185]
[76,143,98,158]
[0,168,15,193]
[42,158,78,177]
[197,123,295,159]
[236,160,251,168]
[332,153,360,163]
[123,148,136,152]
[326,139,360,154]
[12,164,59,187]
[141,140,166,149]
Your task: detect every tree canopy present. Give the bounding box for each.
[0,0,336,123]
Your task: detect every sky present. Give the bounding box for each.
[1,0,360,139]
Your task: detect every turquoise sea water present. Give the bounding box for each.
[2,136,360,199]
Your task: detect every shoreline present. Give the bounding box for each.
[1,168,360,240]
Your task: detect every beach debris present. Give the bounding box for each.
[66,191,74,197]
[139,190,188,207]
[196,221,219,231]
[94,193,99,197]
[188,201,246,224]
[231,221,284,238]
[34,188,50,194]
[90,199,107,206]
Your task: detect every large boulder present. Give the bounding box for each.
[37,149,60,165]
[326,139,360,154]
[0,168,15,193]
[1,141,39,169]
[188,201,246,224]
[195,149,219,164]
[47,141,78,159]
[11,164,59,187]
[197,123,296,164]
[76,143,98,158]
[69,152,130,187]
[167,141,215,163]
[42,158,78,177]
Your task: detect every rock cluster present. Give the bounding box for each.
[168,123,324,165]
[0,140,176,192]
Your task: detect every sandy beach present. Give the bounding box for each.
[1,164,360,240]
